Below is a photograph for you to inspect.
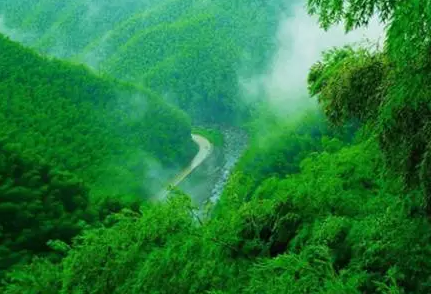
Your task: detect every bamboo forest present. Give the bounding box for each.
[1,0,431,293]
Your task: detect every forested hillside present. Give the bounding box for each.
[3,0,431,293]
[0,32,197,277]
[0,32,196,201]
[0,0,288,123]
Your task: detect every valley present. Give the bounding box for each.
[1,1,431,293]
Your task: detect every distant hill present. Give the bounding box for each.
[0,0,290,123]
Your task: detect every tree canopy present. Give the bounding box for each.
[2,0,431,293]
[0,0,288,123]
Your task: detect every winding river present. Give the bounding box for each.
[156,128,248,205]
[156,134,213,200]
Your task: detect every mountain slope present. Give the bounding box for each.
[0,0,288,123]
[0,33,196,197]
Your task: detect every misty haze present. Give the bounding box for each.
[0,0,429,293]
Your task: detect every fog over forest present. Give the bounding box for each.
[0,1,430,293]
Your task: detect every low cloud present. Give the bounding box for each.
[241,3,385,115]
[0,15,24,41]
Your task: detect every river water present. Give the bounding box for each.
[177,126,248,206]
[208,127,248,203]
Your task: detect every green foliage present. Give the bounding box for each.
[307,0,431,212]
[306,0,395,31]
[89,0,284,123]
[192,127,224,147]
[219,111,356,209]
[245,246,362,294]
[3,196,244,294]
[0,33,195,197]
[0,141,92,278]
[308,46,387,125]
[0,33,196,278]
[3,0,431,293]
[2,258,62,294]
[0,0,287,123]
[5,136,431,293]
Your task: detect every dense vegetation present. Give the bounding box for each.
[0,32,196,276]
[2,0,431,293]
[0,141,92,277]
[0,33,195,193]
[0,0,288,123]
